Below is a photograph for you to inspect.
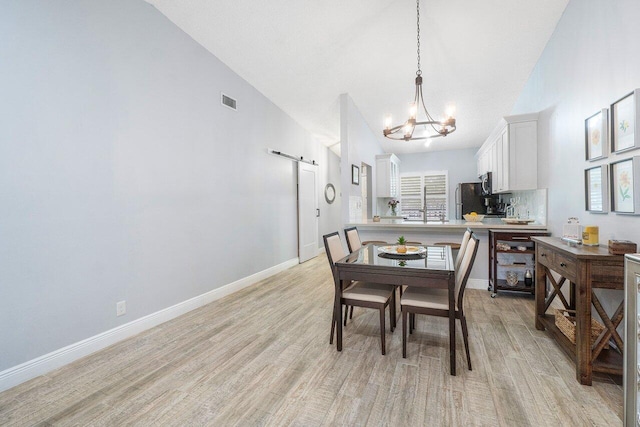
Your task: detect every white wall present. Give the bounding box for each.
[512,0,640,244]
[0,0,319,372]
[512,0,640,318]
[318,147,342,248]
[339,94,386,223]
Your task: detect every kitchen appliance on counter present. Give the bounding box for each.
[485,195,507,216]
[455,182,486,219]
[455,182,507,219]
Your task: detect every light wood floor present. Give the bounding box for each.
[0,254,623,426]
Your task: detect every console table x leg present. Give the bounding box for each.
[543,267,570,312]
[591,292,624,362]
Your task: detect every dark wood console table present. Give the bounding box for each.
[531,237,624,385]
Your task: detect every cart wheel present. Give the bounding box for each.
[491,293,497,298]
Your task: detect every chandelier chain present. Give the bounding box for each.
[416,0,421,75]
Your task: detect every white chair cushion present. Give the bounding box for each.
[401,287,457,310]
[346,229,362,252]
[326,234,346,262]
[342,281,393,304]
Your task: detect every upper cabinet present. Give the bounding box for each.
[376,154,400,198]
[477,113,538,193]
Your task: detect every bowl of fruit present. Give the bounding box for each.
[463,212,485,222]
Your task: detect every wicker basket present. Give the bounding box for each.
[554,308,608,348]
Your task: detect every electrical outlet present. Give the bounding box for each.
[116,300,126,316]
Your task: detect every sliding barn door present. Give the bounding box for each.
[298,162,319,263]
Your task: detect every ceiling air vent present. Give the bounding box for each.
[221,93,237,111]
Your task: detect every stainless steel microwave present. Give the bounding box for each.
[480,172,492,195]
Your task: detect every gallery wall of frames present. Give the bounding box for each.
[585,88,640,215]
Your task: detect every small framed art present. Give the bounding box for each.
[585,109,608,161]
[351,164,360,185]
[610,156,640,213]
[585,164,608,212]
[611,89,640,153]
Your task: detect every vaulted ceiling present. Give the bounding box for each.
[145,0,569,154]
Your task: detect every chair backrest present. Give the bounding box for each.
[455,234,479,308]
[323,231,347,285]
[344,226,362,253]
[455,228,473,272]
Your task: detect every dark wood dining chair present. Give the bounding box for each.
[324,231,396,355]
[434,227,473,269]
[343,226,387,252]
[401,235,479,369]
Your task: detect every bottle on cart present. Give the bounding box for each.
[524,269,533,286]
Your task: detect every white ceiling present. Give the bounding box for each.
[145,0,569,154]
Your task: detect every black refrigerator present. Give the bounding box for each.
[455,182,485,219]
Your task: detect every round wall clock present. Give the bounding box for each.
[324,183,336,204]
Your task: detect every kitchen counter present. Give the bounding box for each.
[349,218,547,231]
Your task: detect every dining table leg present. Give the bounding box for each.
[335,279,343,351]
[449,282,456,376]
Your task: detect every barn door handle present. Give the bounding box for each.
[316,209,320,217]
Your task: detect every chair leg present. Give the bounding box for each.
[390,292,396,332]
[330,308,336,344]
[349,305,354,319]
[379,307,386,355]
[344,305,349,326]
[402,308,408,358]
[461,315,472,370]
[409,313,415,334]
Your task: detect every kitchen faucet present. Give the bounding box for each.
[419,185,428,223]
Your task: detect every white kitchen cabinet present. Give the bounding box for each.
[376,154,400,198]
[478,113,538,193]
[476,136,497,177]
[476,148,489,177]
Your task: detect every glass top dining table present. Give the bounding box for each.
[333,244,459,375]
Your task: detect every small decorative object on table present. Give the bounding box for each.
[505,271,519,286]
[562,217,582,246]
[608,239,638,255]
[582,225,599,246]
[524,269,533,286]
[388,199,399,216]
[496,242,511,251]
[396,235,407,253]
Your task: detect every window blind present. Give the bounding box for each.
[399,171,448,220]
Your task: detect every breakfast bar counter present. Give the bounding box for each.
[348,218,547,288]
[348,218,547,231]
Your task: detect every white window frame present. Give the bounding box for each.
[399,170,449,221]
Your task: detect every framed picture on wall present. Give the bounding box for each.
[585,109,608,161]
[610,156,640,213]
[585,164,608,212]
[611,89,640,153]
[351,164,360,185]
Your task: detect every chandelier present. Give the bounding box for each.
[383,0,456,142]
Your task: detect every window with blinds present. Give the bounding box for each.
[399,171,448,220]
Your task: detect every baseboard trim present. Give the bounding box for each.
[467,278,488,290]
[0,257,299,393]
